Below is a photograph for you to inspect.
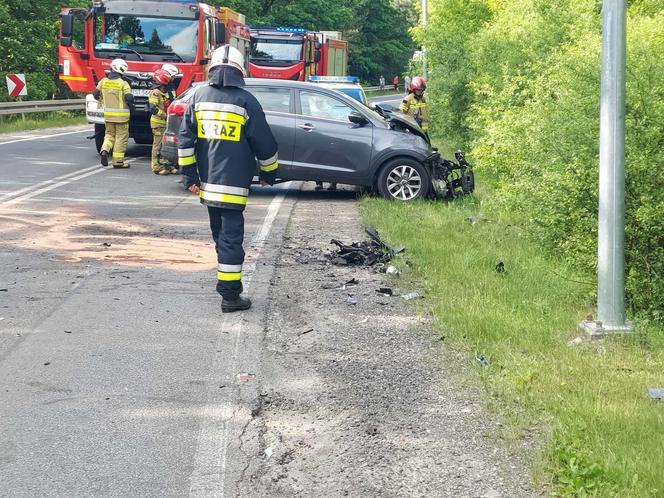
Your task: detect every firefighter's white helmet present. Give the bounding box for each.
[161,63,179,77]
[110,58,128,74]
[209,45,246,75]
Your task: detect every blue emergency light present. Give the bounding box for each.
[308,76,360,84]
[275,27,306,33]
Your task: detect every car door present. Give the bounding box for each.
[292,89,373,183]
[244,86,295,176]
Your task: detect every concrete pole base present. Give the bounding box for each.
[579,319,634,338]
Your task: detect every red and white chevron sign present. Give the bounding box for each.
[6,73,27,97]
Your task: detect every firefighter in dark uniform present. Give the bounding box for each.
[400,76,429,134]
[178,45,279,313]
[148,68,178,175]
[94,58,134,168]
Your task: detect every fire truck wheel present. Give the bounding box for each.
[376,158,431,202]
[94,124,105,154]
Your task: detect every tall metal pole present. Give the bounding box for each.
[421,0,427,80]
[583,0,632,336]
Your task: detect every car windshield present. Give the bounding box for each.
[250,38,302,63]
[94,14,198,62]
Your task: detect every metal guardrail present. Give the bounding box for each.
[0,99,85,116]
[0,87,397,116]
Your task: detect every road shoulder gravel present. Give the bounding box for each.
[238,187,537,497]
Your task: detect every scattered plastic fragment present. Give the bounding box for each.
[648,388,664,401]
[238,373,256,382]
[346,296,358,305]
[386,266,400,275]
[300,328,314,335]
[345,278,359,286]
[401,291,423,301]
[264,447,273,458]
[64,330,72,334]
[376,287,393,296]
[476,356,489,367]
[101,242,111,247]
[328,227,405,267]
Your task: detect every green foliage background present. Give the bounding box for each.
[0,0,415,102]
[222,0,415,83]
[416,0,664,319]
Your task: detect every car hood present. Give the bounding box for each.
[385,112,428,142]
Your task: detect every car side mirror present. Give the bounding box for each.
[61,14,74,46]
[349,111,368,126]
[215,21,226,45]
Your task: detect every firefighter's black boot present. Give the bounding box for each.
[100,150,108,167]
[221,295,252,313]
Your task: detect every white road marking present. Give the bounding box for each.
[0,128,89,146]
[188,185,291,498]
[0,159,137,206]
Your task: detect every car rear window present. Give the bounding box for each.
[245,87,291,113]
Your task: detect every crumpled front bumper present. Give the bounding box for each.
[424,150,475,198]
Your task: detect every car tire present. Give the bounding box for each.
[94,124,105,154]
[376,158,431,201]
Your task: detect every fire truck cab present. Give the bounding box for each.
[59,0,249,151]
[248,27,348,81]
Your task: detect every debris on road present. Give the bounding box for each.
[401,291,424,301]
[64,330,72,334]
[238,373,256,382]
[346,296,358,306]
[300,328,314,336]
[376,287,393,296]
[648,388,664,401]
[264,447,274,459]
[476,356,489,368]
[328,227,404,267]
[386,266,400,275]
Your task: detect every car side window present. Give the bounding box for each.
[245,87,291,113]
[300,91,353,122]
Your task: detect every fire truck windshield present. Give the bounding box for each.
[250,38,303,64]
[94,14,198,62]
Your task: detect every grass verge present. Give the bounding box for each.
[360,180,664,497]
[0,112,86,135]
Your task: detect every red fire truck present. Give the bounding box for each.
[58,0,250,151]
[248,28,348,81]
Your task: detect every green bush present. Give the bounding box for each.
[422,0,664,319]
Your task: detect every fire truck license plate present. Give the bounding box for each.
[131,89,150,97]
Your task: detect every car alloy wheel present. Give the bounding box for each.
[377,158,431,201]
[386,165,422,200]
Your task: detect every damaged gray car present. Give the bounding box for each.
[162,79,474,201]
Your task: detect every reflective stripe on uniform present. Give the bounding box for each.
[200,183,249,196]
[178,147,196,166]
[150,116,167,125]
[200,190,248,206]
[260,161,278,172]
[105,107,130,117]
[195,110,247,125]
[259,153,278,166]
[112,151,125,158]
[218,263,243,273]
[217,271,242,281]
[178,155,196,166]
[194,102,248,119]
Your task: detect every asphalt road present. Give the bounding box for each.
[0,126,298,497]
